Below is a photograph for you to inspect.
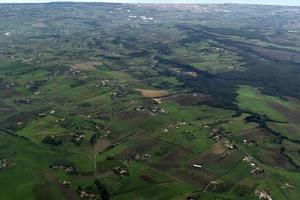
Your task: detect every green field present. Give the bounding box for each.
[1,2,300,200]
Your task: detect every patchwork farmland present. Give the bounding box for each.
[0,2,300,200]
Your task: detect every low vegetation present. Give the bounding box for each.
[0,2,300,200]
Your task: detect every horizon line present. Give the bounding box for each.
[0,1,299,7]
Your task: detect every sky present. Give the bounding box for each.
[0,0,300,6]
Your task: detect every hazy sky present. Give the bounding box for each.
[0,0,300,6]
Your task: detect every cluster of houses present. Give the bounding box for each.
[227,64,244,72]
[242,156,264,175]
[95,123,106,130]
[250,163,264,175]
[111,84,128,101]
[198,47,230,62]
[15,97,32,104]
[46,70,63,79]
[56,118,65,124]
[25,81,38,90]
[241,139,255,146]
[135,105,145,112]
[79,114,92,119]
[0,159,14,171]
[5,82,15,88]
[50,110,56,114]
[71,132,85,145]
[103,130,112,138]
[96,79,110,88]
[79,190,96,199]
[149,105,167,114]
[209,128,221,141]
[21,58,34,64]
[208,128,238,150]
[255,189,272,200]
[162,127,169,133]
[199,47,226,55]
[50,164,75,174]
[37,110,56,118]
[176,121,189,127]
[114,166,129,177]
[38,112,47,118]
[149,106,158,113]
[111,91,122,101]
[131,153,151,161]
[139,16,154,21]
[202,123,211,129]
[161,121,190,134]
[128,15,154,21]
[135,105,168,114]
[280,182,294,189]
[64,67,89,81]
[184,71,198,78]
[61,180,71,186]
[224,140,238,150]
[68,68,82,76]
[287,30,297,33]
[0,105,13,112]
[113,153,151,177]
[169,67,198,78]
